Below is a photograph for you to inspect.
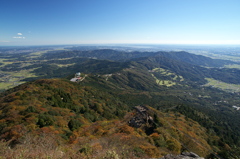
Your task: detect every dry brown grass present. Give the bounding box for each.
[0,132,151,159]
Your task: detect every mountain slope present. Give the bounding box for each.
[22,49,240,85]
[39,49,156,61]
[1,49,240,158]
[0,79,217,158]
[0,79,129,141]
[39,49,235,67]
[157,51,235,67]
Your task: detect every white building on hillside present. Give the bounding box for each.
[70,72,81,82]
[233,106,240,110]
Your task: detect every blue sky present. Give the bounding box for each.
[1,0,240,46]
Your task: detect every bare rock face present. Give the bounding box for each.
[159,152,204,159]
[128,105,154,128]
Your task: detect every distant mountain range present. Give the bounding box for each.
[1,49,240,158]
[24,49,240,86]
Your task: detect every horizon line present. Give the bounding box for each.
[1,43,240,47]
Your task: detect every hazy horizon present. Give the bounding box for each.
[1,42,240,47]
[1,0,240,46]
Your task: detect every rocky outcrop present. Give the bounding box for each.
[128,105,154,128]
[159,152,204,159]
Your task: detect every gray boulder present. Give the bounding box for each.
[159,152,204,159]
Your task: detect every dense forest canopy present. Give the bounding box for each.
[0,47,240,158]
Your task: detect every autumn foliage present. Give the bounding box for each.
[0,79,219,158]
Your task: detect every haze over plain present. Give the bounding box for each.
[1,0,240,46]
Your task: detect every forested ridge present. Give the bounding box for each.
[0,78,221,158]
[1,49,240,158]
